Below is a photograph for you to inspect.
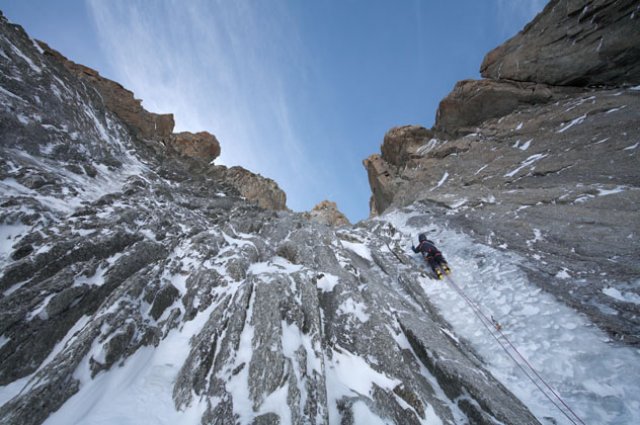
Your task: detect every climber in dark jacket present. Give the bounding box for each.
[412,233,451,279]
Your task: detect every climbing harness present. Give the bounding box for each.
[443,275,587,425]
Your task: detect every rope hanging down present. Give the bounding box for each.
[443,275,587,425]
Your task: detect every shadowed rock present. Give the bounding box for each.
[481,0,640,86]
[435,79,578,136]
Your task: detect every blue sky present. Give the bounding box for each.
[3,0,546,222]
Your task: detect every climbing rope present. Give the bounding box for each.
[443,274,587,425]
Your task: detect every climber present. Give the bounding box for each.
[412,233,451,279]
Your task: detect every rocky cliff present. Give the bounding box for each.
[2,2,640,425]
[0,10,541,425]
[364,0,640,347]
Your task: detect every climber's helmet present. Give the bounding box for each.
[418,233,427,243]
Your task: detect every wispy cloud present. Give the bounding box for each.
[86,0,324,211]
[495,0,548,40]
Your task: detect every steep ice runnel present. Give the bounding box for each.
[382,207,640,425]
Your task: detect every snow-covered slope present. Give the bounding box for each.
[383,207,640,425]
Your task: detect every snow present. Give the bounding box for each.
[450,198,468,209]
[474,164,488,175]
[0,223,30,272]
[27,293,56,320]
[416,138,440,155]
[527,228,543,248]
[281,321,322,375]
[351,401,391,425]
[0,85,28,103]
[557,114,587,133]
[255,384,291,425]
[0,376,31,408]
[226,288,258,424]
[382,206,640,425]
[623,142,638,151]
[519,139,533,151]
[440,327,459,344]
[431,171,449,191]
[0,315,92,411]
[555,269,572,279]
[341,240,373,261]
[515,122,523,130]
[390,326,463,423]
[8,41,42,73]
[248,256,303,276]
[338,298,370,322]
[43,305,216,425]
[316,273,339,293]
[30,37,44,54]
[513,139,532,150]
[74,253,124,287]
[602,287,640,305]
[325,348,400,424]
[81,104,113,145]
[596,185,626,196]
[605,105,626,114]
[504,153,548,178]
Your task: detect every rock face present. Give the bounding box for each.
[434,79,578,136]
[363,0,640,347]
[380,125,435,167]
[480,0,640,86]
[219,166,288,211]
[40,41,176,142]
[40,41,221,164]
[171,131,221,162]
[0,10,549,425]
[2,5,639,425]
[306,200,351,227]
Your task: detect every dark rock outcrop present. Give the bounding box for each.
[434,79,578,136]
[363,154,398,216]
[481,0,640,87]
